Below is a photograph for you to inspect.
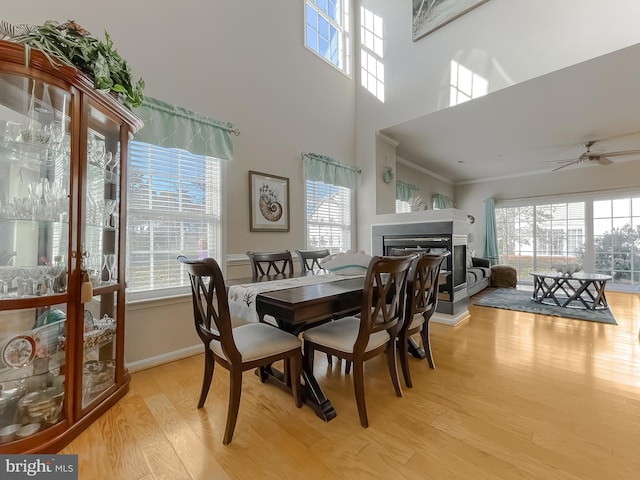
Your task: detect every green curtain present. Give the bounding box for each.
[303,152,361,189]
[396,180,419,202]
[432,193,454,209]
[133,97,236,160]
[483,198,500,265]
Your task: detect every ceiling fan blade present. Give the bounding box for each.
[543,157,577,163]
[598,149,640,157]
[552,160,579,172]
[598,157,614,165]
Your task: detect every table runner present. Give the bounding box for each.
[228,273,364,323]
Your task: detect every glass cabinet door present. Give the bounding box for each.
[80,101,121,408]
[0,72,70,443]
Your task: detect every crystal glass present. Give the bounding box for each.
[104,254,117,284]
[0,266,17,298]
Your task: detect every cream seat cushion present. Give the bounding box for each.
[302,317,390,354]
[211,323,301,363]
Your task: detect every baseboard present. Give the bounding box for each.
[432,309,470,326]
[126,344,203,373]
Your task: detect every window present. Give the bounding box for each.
[360,6,384,102]
[305,0,351,74]
[395,200,411,213]
[127,141,222,299]
[495,194,640,292]
[593,198,640,285]
[305,180,352,252]
[496,202,585,281]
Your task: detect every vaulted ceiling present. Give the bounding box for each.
[380,42,640,184]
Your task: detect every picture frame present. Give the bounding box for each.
[249,171,290,232]
[412,0,489,41]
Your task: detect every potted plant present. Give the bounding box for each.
[0,19,144,108]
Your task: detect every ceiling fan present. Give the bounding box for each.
[552,140,640,172]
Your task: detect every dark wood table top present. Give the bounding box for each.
[250,275,365,332]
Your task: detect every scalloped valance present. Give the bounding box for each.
[134,97,237,160]
[303,152,360,190]
[396,180,419,202]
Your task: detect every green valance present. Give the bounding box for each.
[396,180,419,202]
[303,152,361,190]
[133,96,236,160]
[432,193,454,209]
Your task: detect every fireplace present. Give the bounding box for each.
[372,213,469,315]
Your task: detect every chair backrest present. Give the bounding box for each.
[296,249,330,272]
[246,250,294,277]
[177,255,241,362]
[354,255,415,353]
[402,253,447,332]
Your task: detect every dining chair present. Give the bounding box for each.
[178,255,302,445]
[246,250,294,277]
[301,255,414,428]
[295,248,337,366]
[398,253,447,388]
[296,248,331,272]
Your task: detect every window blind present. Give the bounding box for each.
[306,179,351,253]
[127,141,221,299]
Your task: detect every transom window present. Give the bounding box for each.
[305,0,351,75]
[360,6,384,102]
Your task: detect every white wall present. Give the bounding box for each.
[355,0,640,250]
[3,1,356,366]
[396,160,454,210]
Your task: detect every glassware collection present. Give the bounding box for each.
[0,45,137,450]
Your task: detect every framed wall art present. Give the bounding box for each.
[412,0,489,41]
[249,171,290,232]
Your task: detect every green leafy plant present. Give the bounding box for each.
[0,20,144,108]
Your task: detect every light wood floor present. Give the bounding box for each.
[60,290,640,480]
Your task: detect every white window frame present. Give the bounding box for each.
[496,188,640,292]
[126,141,224,301]
[304,0,351,76]
[304,177,355,253]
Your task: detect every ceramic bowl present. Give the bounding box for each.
[0,423,21,442]
[15,423,40,438]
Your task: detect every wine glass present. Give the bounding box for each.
[104,254,116,284]
[0,266,16,298]
[44,265,66,294]
[103,200,117,228]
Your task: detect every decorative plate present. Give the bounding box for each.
[2,334,36,368]
[382,166,394,183]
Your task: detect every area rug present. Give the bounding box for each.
[473,288,617,325]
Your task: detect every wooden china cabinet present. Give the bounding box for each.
[0,40,142,453]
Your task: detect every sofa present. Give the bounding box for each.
[467,257,492,297]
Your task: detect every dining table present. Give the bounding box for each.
[227,272,362,421]
[226,270,435,422]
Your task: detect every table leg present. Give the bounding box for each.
[300,368,337,421]
[408,338,425,359]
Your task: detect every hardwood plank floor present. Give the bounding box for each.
[60,290,640,479]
